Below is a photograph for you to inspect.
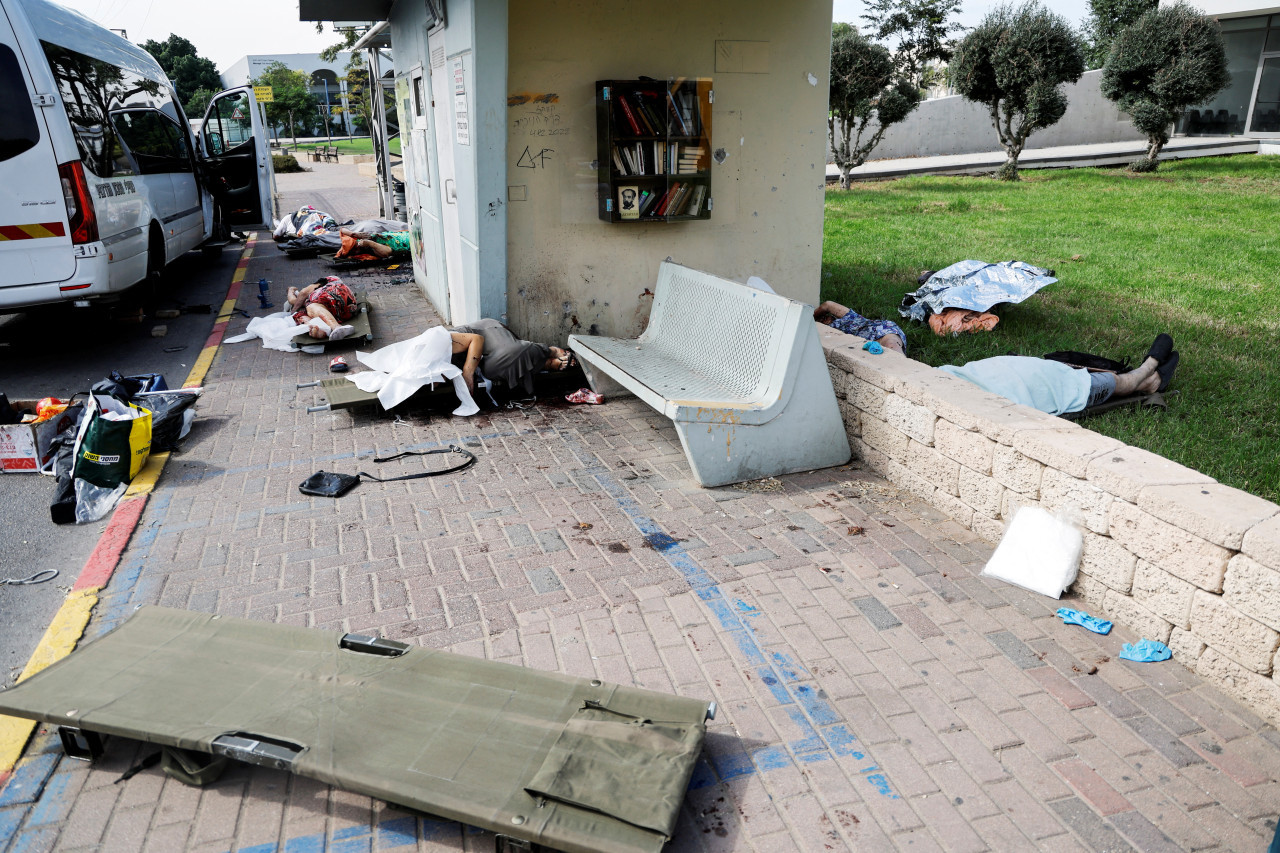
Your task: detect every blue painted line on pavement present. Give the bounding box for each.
[0,754,57,808]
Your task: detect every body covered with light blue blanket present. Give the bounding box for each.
[900,260,1056,323]
[939,356,1090,416]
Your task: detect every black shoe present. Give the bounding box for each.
[1156,351,1179,392]
[1147,333,1173,365]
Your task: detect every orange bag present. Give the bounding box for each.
[928,308,1000,336]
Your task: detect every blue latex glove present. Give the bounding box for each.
[1056,607,1112,635]
[1119,639,1172,663]
[862,341,884,355]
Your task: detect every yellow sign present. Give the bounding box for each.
[253,86,274,102]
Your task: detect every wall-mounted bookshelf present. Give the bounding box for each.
[595,77,712,223]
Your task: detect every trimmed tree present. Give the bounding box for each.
[861,0,965,84]
[1082,0,1158,69]
[141,35,223,116]
[829,24,922,189]
[1101,2,1229,172]
[251,62,316,149]
[951,3,1086,180]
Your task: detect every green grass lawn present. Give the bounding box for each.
[822,154,1280,504]
[287,137,402,156]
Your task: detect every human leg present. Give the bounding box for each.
[1111,356,1160,397]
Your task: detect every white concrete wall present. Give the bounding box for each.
[1192,0,1280,18]
[860,70,1145,162]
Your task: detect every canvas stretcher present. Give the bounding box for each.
[0,607,713,853]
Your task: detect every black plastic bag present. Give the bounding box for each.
[91,371,168,401]
[135,391,199,452]
[299,471,360,498]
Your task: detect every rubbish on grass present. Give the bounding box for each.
[1119,639,1172,663]
[982,507,1081,598]
[1056,607,1112,635]
[928,308,1000,337]
[900,260,1057,323]
[566,388,604,404]
[862,341,883,355]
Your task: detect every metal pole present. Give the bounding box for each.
[323,78,332,143]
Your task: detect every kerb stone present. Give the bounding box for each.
[1013,428,1123,480]
[958,466,1002,518]
[992,444,1043,497]
[848,376,890,420]
[1108,500,1231,593]
[908,440,959,497]
[1190,590,1280,675]
[1138,483,1278,551]
[1080,532,1136,594]
[1103,589,1173,644]
[1243,515,1280,570]
[1040,469,1113,535]
[1196,648,1280,726]
[1086,446,1214,503]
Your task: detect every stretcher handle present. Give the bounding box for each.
[307,404,331,414]
[297,381,321,389]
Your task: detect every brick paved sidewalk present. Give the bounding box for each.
[2,171,1279,852]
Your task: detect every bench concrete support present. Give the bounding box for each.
[570,261,850,488]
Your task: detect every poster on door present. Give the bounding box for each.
[450,55,470,146]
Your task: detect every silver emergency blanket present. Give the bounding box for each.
[899,260,1057,323]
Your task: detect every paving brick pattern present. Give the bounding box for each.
[2,169,1280,851]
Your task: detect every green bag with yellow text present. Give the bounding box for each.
[72,393,152,488]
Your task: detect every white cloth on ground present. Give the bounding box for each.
[224,312,302,352]
[349,326,479,415]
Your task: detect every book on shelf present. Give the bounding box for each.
[635,93,664,135]
[666,90,689,136]
[638,188,660,217]
[617,96,642,135]
[657,182,686,216]
[630,94,655,134]
[617,185,640,220]
[685,184,707,216]
[611,146,627,175]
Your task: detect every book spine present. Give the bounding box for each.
[657,182,682,216]
[618,97,642,135]
[667,90,689,135]
[630,95,654,134]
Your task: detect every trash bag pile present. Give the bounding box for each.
[43,372,201,525]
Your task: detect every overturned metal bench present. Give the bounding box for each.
[568,261,850,487]
[0,607,713,853]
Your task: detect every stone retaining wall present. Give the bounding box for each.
[818,324,1280,723]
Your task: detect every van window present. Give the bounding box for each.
[40,41,167,177]
[113,109,192,173]
[0,45,40,162]
[204,91,254,154]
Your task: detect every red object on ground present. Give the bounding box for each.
[565,388,604,404]
[330,356,349,373]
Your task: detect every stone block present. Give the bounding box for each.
[883,457,937,503]
[1013,428,1124,480]
[1138,483,1278,550]
[1070,572,1109,609]
[1103,589,1173,644]
[1243,515,1280,570]
[837,398,862,438]
[827,364,849,399]
[1131,560,1195,630]
[1196,648,1280,728]
[1079,532,1136,594]
[849,377,890,420]
[823,335,929,390]
[1190,590,1280,674]
[1167,627,1206,668]
[992,445,1043,497]
[999,490,1041,523]
[932,489,974,529]
[890,367,1076,442]
[958,466,1003,518]
[884,394,937,445]
[860,415,909,466]
[971,513,1005,545]
[851,437,889,475]
[907,440,960,496]
[1086,446,1214,503]
[935,420,996,475]
[1040,469,1113,535]
[1108,501,1231,593]
[1224,554,1280,634]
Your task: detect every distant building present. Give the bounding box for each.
[1177,2,1279,135]
[221,52,395,136]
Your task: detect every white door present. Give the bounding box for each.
[427,31,465,322]
[401,67,451,319]
[197,87,274,230]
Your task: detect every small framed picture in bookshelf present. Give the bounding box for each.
[617,185,640,220]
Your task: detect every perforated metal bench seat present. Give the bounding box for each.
[569,261,850,487]
[0,607,713,853]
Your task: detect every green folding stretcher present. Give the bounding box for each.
[0,607,713,853]
[293,292,374,348]
[296,377,461,414]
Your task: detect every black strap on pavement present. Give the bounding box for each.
[359,444,477,482]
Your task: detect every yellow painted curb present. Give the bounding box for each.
[124,451,169,498]
[0,588,99,774]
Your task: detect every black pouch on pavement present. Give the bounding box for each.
[299,470,360,498]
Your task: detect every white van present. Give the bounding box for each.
[0,0,273,311]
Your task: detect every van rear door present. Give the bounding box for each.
[0,3,76,289]
[198,87,273,231]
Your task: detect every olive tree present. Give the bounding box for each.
[951,3,1086,180]
[1082,0,1158,69]
[1101,2,1229,172]
[829,24,921,189]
